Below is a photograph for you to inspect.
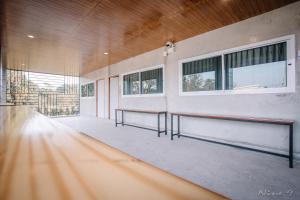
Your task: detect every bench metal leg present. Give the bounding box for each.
[115,110,117,127]
[289,124,293,168]
[169,113,293,168]
[121,110,124,126]
[158,113,160,137]
[165,112,167,135]
[178,115,180,138]
[171,114,173,140]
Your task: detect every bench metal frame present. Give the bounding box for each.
[170,113,294,168]
[115,109,167,137]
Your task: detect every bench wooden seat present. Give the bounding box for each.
[170,112,294,168]
[169,112,294,125]
[116,108,167,114]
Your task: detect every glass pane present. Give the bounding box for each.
[225,42,287,90]
[88,83,94,96]
[81,85,87,97]
[182,56,221,92]
[141,68,163,94]
[228,61,287,90]
[123,72,140,95]
[183,71,216,92]
[142,79,158,93]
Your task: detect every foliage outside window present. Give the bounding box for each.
[6,69,80,117]
[123,67,163,96]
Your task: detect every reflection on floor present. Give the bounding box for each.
[0,107,227,200]
[57,116,300,200]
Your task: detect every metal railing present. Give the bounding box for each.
[6,69,80,117]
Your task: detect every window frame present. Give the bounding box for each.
[81,81,95,98]
[178,34,295,96]
[121,64,165,98]
[179,52,223,95]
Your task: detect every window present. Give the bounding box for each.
[141,68,163,94]
[81,82,94,97]
[179,35,295,95]
[182,56,222,92]
[123,72,139,95]
[87,83,95,96]
[122,65,164,96]
[225,42,287,90]
[81,85,87,97]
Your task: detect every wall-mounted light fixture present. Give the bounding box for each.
[163,41,176,57]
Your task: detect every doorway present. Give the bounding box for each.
[109,76,119,120]
[97,79,105,118]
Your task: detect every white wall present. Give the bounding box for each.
[80,2,300,159]
[80,67,109,118]
[79,77,96,117]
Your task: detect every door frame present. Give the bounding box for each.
[108,75,119,119]
[96,78,105,118]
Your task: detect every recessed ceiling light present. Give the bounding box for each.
[27,35,35,38]
[104,52,109,55]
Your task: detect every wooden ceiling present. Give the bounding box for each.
[0,0,297,75]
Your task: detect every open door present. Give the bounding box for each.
[109,76,119,120]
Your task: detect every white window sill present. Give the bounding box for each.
[122,93,165,98]
[179,88,295,96]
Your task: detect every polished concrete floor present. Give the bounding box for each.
[57,116,300,200]
[0,107,227,200]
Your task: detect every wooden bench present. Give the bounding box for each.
[170,112,295,168]
[115,109,167,137]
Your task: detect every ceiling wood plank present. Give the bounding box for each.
[1,0,297,75]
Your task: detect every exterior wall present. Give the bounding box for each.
[80,76,96,117]
[80,67,109,117]
[80,2,300,159]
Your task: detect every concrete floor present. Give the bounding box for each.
[56,116,300,200]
